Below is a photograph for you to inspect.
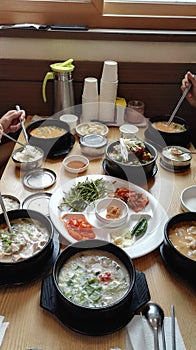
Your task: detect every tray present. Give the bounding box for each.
[40,270,150,335]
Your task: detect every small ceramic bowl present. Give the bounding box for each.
[63,155,89,174]
[161,146,192,170]
[180,185,196,212]
[95,197,128,228]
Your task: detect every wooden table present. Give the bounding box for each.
[0,121,195,350]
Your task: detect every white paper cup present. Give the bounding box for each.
[82,101,99,122]
[100,80,118,102]
[82,77,98,100]
[101,60,118,82]
[60,114,78,133]
[99,102,115,123]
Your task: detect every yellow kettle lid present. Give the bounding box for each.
[50,58,75,73]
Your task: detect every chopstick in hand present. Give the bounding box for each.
[171,305,176,350]
[15,104,29,144]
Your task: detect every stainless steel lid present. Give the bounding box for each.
[22,192,52,216]
[22,168,56,190]
[80,134,107,149]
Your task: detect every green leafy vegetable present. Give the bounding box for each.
[59,177,113,212]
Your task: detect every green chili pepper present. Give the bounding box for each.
[125,217,148,239]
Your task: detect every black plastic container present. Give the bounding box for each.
[26,118,73,158]
[40,239,150,335]
[0,209,54,284]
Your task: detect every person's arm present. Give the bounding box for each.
[0,124,3,143]
[181,71,196,108]
[0,109,25,134]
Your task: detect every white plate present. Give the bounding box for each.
[49,174,168,258]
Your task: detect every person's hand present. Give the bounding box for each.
[181,71,196,108]
[0,109,26,134]
[0,124,3,142]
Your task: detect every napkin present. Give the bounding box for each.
[0,316,9,347]
[126,315,186,350]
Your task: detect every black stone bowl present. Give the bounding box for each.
[26,118,72,157]
[0,209,54,284]
[105,140,158,185]
[147,115,191,148]
[161,212,196,286]
[50,239,150,335]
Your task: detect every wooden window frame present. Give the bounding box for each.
[0,0,195,30]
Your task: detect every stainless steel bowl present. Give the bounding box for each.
[161,146,192,169]
[79,134,108,157]
[12,145,44,171]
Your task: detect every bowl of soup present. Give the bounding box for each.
[147,115,191,148]
[50,239,150,335]
[0,209,54,284]
[26,118,72,157]
[161,212,196,285]
[105,139,157,184]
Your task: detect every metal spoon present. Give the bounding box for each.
[142,302,166,350]
[0,192,13,233]
[16,104,29,144]
[2,131,27,148]
[170,148,196,156]
[167,82,192,125]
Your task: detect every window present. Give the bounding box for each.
[0,0,195,30]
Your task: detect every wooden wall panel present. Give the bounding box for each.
[0,59,196,144]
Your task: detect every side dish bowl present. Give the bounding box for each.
[52,239,148,335]
[12,145,44,171]
[95,197,128,227]
[0,209,54,284]
[63,154,89,174]
[147,115,191,148]
[161,212,196,285]
[26,118,72,157]
[180,185,196,212]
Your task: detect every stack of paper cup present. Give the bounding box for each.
[82,77,99,122]
[99,60,118,123]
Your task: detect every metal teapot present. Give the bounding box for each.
[42,58,75,113]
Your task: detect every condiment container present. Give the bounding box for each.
[119,124,139,139]
[63,155,89,174]
[79,134,107,157]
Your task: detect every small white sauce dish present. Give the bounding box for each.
[180,185,196,212]
[95,197,128,228]
[63,154,89,174]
